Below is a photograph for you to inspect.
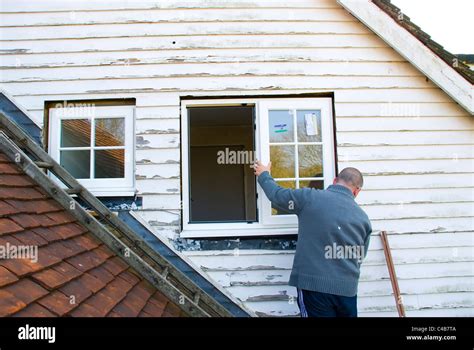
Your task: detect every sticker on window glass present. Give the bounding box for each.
[304,113,318,136]
[274,123,288,134]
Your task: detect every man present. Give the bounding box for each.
[254,161,372,317]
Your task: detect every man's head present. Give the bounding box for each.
[333,167,364,198]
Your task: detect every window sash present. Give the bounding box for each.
[180,98,336,237]
[48,105,135,195]
[258,99,336,226]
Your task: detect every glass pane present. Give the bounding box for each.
[94,149,125,178]
[271,181,296,215]
[61,119,91,147]
[299,180,324,190]
[95,118,125,146]
[270,145,295,178]
[297,110,321,142]
[269,110,294,143]
[298,145,323,178]
[60,150,90,179]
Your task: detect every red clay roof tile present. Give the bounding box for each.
[0,149,189,318]
[86,264,115,284]
[13,230,48,247]
[76,272,106,294]
[0,266,18,287]
[59,279,93,305]
[13,303,56,317]
[0,200,17,216]
[3,279,49,306]
[0,162,22,175]
[0,289,27,316]
[0,217,23,235]
[0,187,47,200]
[0,174,36,187]
[48,222,87,239]
[37,290,77,316]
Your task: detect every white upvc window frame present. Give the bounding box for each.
[48,105,135,197]
[181,98,335,238]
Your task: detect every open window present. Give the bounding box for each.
[181,97,335,237]
[48,104,135,196]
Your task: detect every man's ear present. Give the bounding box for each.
[333,178,337,185]
[353,188,361,198]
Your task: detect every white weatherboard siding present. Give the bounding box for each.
[1,0,472,316]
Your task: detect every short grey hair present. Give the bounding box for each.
[336,167,364,189]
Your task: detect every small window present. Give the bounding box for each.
[48,105,135,196]
[181,98,336,237]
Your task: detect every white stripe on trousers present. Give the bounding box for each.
[297,289,308,318]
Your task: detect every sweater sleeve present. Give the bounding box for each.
[257,171,308,214]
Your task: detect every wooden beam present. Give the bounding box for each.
[380,231,406,317]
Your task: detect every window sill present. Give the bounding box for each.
[180,226,298,238]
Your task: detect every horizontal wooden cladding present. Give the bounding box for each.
[372,217,472,234]
[136,163,180,180]
[0,8,356,27]
[208,260,472,287]
[0,21,370,41]
[11,90,456,112]
[136,179,181,195]
[335,102,467,117]
[1,61,422,83]
[184,245,472,270]
[2,49,407,70]
[225,280,472,301]
[136,148,180,165]
[360,308,473,317]
[1,76,437,96]
[338,130,474,146]
[338,116,473,132]
[342,158,472,174]
[338,144,473,161]
[133,162,472,184]
[362,202,472,221]
[0,32,387,55]
[247,298,474,317]
[0,0,340,13]
[357,187,474,206]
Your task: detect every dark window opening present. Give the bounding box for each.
[188,106,257,223]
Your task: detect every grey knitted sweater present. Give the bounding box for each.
[258,171,372,297]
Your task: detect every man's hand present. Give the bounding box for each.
[253,160,271,177]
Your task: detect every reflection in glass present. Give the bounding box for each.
[60,150,90,178]
[272,181,296,215]
[269,110,294,143]
[298,145,323,178]
[270,145,295,178]
[299,180,324,190]
[95,149,125,178]
[296,110,321,142]
[61,119,91,147]
[95,118,125,146]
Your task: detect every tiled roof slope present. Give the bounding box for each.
[373,0,474,84]
[0,152,185,317]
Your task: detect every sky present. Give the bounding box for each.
[391,0,473,54]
